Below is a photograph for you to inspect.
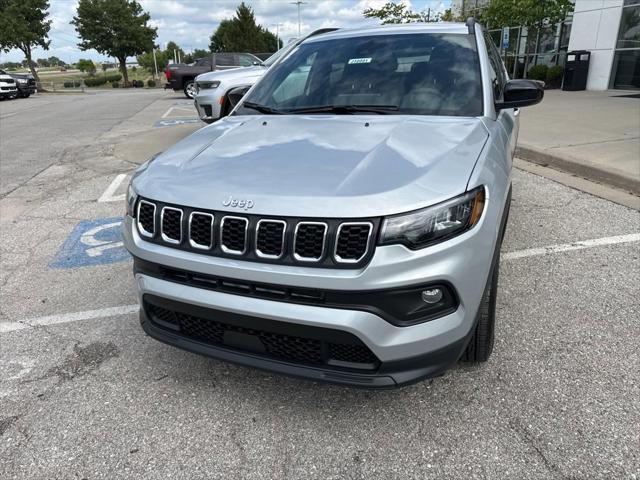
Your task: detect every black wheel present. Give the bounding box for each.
[460,255,499,363]
[20,92,30,98]
[183,80,196,99]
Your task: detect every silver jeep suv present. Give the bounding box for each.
[123,20,543,388]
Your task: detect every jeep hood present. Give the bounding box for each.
[137,115,488,218]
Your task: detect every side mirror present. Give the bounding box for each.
[496,79,544,110]
[227,85,251,108]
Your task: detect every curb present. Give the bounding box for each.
[515,146,640,196]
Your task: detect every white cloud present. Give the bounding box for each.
[0,0,451,64]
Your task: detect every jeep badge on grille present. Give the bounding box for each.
[222,196,254,210]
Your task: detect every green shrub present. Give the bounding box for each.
[63,80,81,88]
[527,64,549,82]
[111,81,120,88]
[131,79,144,88]
[83,77,107,87]
[147,79,156,88]
[105,73,122,82]
[546,65,564,88]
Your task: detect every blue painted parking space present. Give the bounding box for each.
[50,216,129,269]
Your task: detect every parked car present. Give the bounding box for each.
[194,29,338,123]
[165,53,262,99]
[0,69,36,98]
[123,20,543,388]
[0,71,18,100]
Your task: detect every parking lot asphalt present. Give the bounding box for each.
[1,90,639,479]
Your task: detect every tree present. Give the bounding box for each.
[363,2,440,24]
[165,41,185,63]
[0,0,52,84]
[192,48,210,60]
[77,58,96,74]
[71,0,156,85]
[209,3,282,52]
[47,55,62,66]
[482,0,573,77]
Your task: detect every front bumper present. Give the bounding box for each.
[0,87,17,98]
[194,92,222,123]
[140,293,470,388]
[16,82,36,94]
[123,190,500,386]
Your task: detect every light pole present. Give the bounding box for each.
[290,0,305,37]
[273,23,283,49]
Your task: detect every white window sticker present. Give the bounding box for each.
[348,57,372,65]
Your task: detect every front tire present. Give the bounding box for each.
[183,81,196,99]
[460,255,499,363]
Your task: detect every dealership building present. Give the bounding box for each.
[453,0,640,90]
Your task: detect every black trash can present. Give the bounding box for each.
[562,50,591,91]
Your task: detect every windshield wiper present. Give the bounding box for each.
[286,105,400,115]
[241,101,283,114]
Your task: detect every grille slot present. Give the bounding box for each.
[189,212,214,250]
[256,220,286,258]
[146,301,379,369]
[137,200,156,237]
[294,222,327,261]
[161,207,183,244]
[335,222,373,263]
[220,216,248,254]
[329,343,378,365]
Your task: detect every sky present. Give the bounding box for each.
[0,0,451,64]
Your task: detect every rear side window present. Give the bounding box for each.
[215,54,236,66]
[241,33,483,117]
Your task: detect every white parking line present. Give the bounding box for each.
[502,233,640,260]
[1,233,639,334]
[0,305,139,333]
[98,174,128,203]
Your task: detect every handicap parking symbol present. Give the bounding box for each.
[153,118,200,128]
[50,217,130,269]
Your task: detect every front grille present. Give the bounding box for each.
[220,216,248,254]
[256,220,286,258]
[4,78,14,84]
[335,223,372,262]
[145,299,379,370]
[133,198,378,268]
[161,207,182,243]
[137,201,156,237]
[294,223,327,261]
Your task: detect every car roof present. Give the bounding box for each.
[303,22,471,44]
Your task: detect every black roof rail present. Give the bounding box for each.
[466,17,477,34]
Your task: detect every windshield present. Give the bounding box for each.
[237,33,483,117]
[263,41,299,67]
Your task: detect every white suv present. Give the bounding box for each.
[0,72,18,100]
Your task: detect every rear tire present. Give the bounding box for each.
[460,255,499,363]
[183,81,196,99]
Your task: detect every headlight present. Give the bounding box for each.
[197,81,220,92]
[379,186,486,250]
[126,182,138,217]
[16,78,27,84]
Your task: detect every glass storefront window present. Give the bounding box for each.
[611,50,640,89]
[538,24,560,54]
[617,5,640,49]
